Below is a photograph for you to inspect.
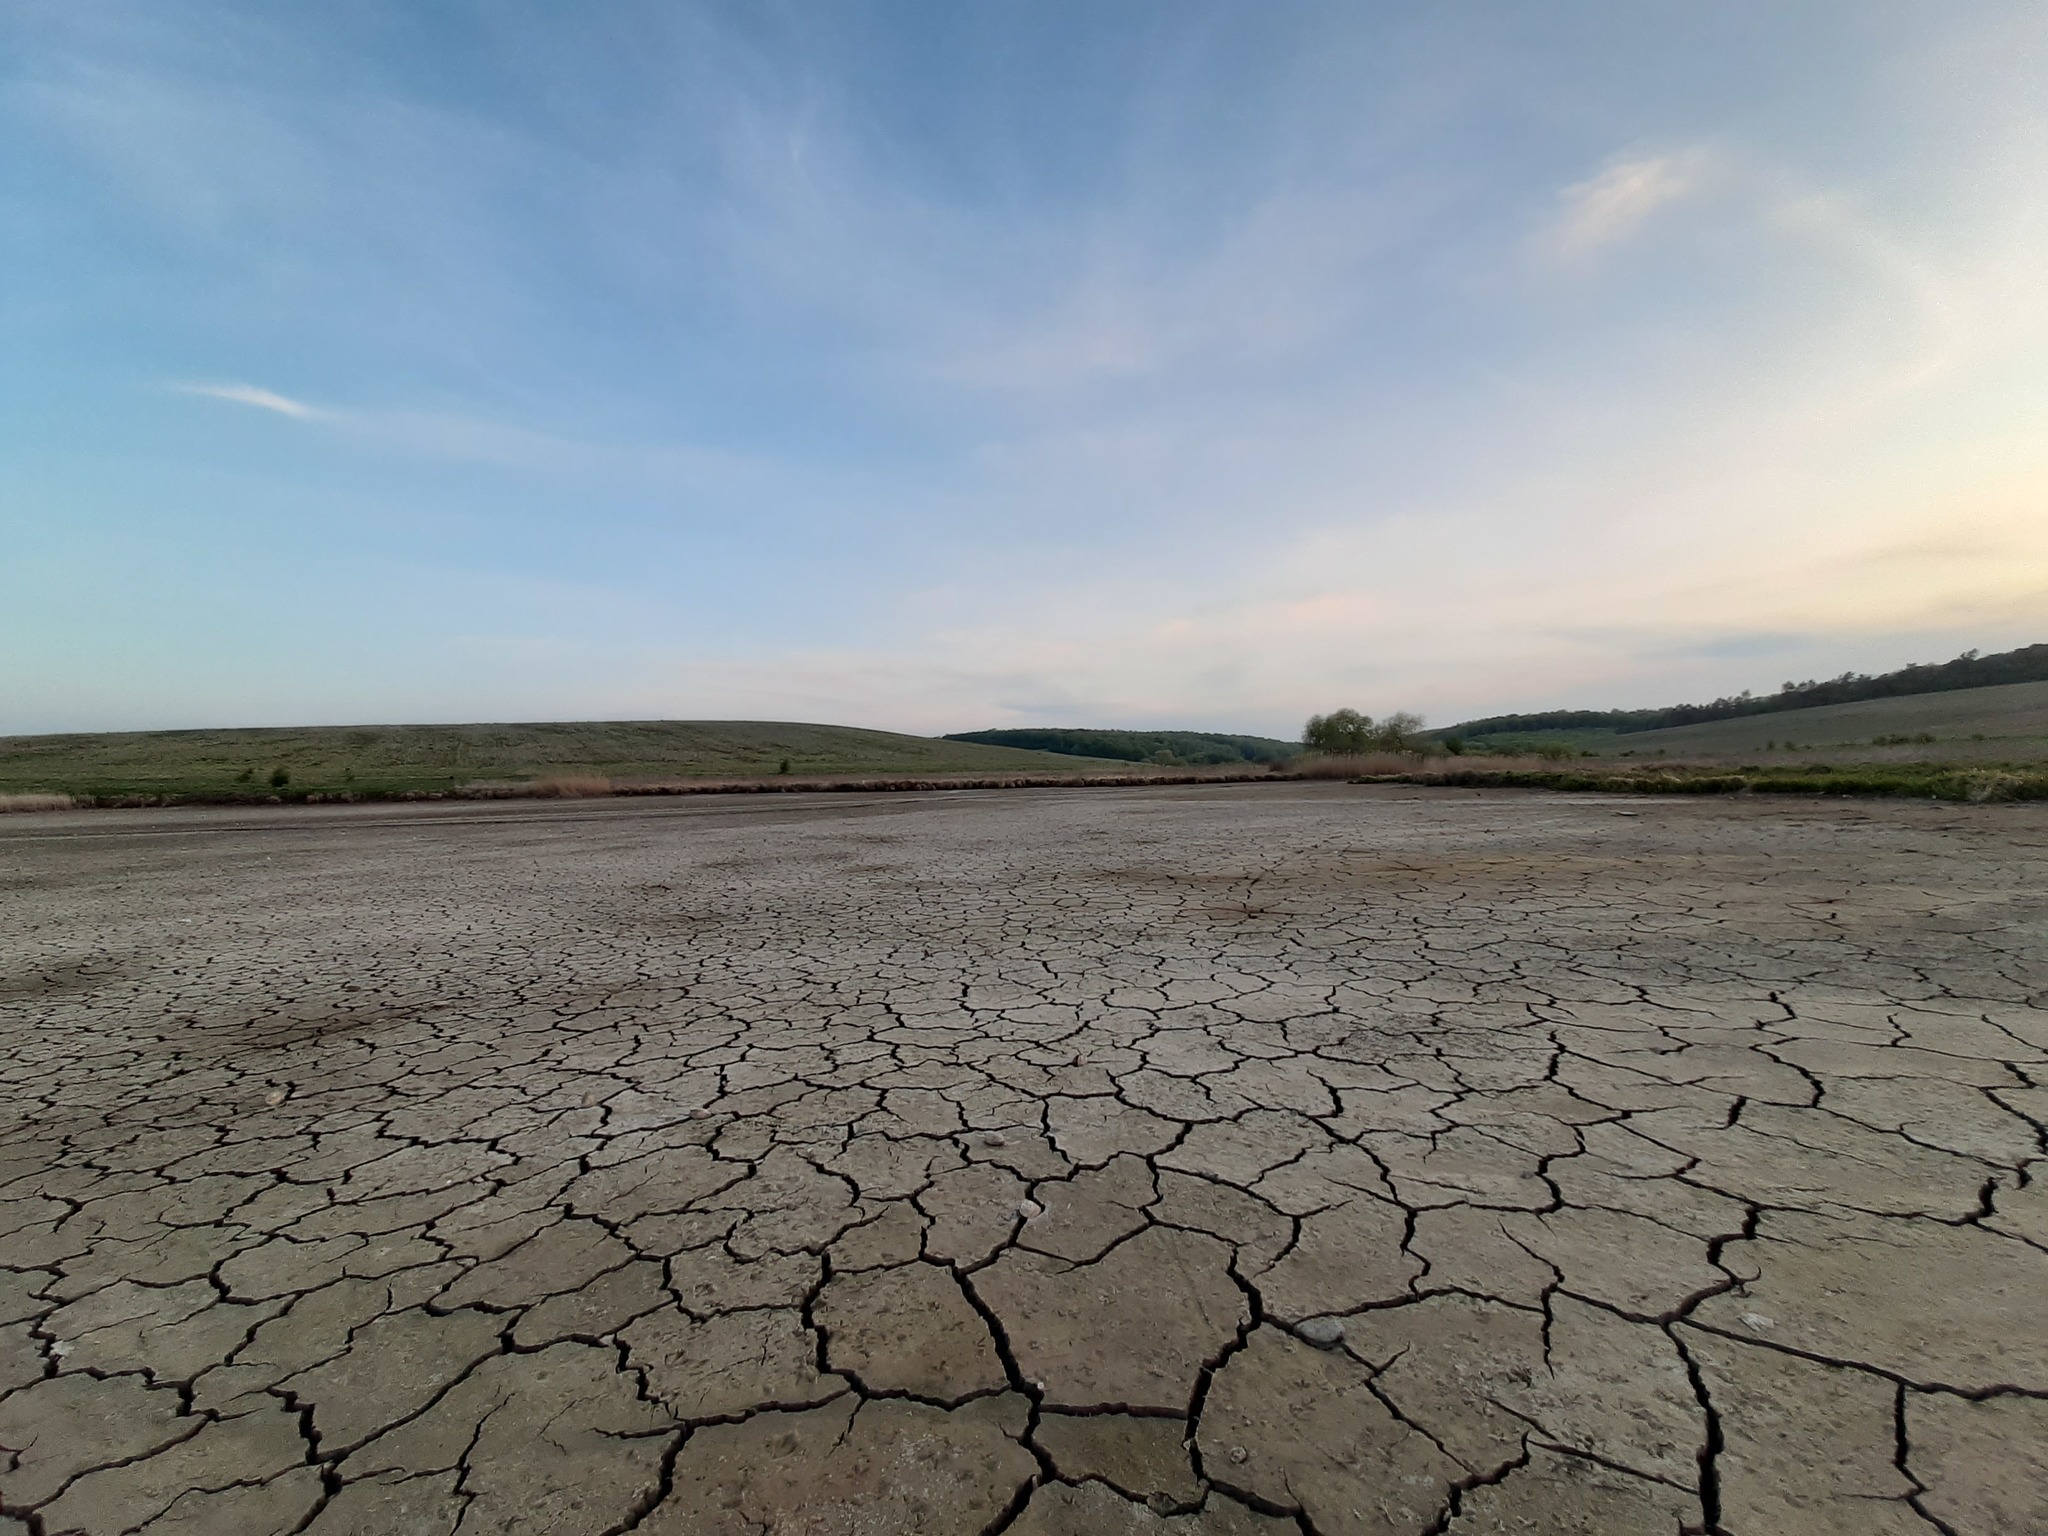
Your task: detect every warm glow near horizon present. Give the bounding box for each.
[4,3,2046,737]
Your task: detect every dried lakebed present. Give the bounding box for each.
[1,783,2044,1535]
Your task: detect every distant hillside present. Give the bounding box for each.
[1450,642,2048,740]
[1588,678,2048,760]
[0,720,1131,798]
[944,728,1299,765]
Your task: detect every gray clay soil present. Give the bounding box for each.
[2,783,2044,1535]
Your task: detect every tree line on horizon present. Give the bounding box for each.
[1448,642,2048,739]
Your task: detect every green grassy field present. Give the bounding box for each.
[1468,678,2048,763]
[0,720,1134,800]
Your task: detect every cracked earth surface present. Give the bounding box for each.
[2,782,2045,1536]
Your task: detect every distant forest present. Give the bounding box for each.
[1451,642,2048,738]
[943,728,1299,765]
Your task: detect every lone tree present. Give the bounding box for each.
[1302,710,1425,754]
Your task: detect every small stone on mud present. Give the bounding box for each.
[983,1132,1007,1147]
[1739,1312,1776,1332]
[690,1106,712,1119]
[1297,1316,1346,1349]
[1228,1446,1248,1465]
[1017,1200,1042,1220]
[264,1090,286,1106]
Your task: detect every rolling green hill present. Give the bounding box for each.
[1588,679,2048,759]
[0,720,1133,799]
[1447,641,2048,740]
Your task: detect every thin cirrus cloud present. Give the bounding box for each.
[173,382,322,419]
[1537,149,1710,262]
[169,380,793,496]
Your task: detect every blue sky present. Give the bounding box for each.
[5,2,2046,737]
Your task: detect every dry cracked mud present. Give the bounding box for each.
[2,782,2045,1535]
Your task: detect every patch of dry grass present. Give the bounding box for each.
[1962,769,2026,802]
[522,775,615,798]
[1368,759,2048,803]
[1289,752,1585,779]
[0,792,76,813]
[1412,754,1595,777]
[1288,753,1420,779]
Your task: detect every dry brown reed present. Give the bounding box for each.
[1288,752,1424,779]
[0,792,77,813]
[608,770,1236,796]
[522,775,615,798]
[1409,754,1608,777]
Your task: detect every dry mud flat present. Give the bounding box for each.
[1,783,2045,1536]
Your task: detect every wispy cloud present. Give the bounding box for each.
[175,381,321,418]
[1539,150,1707,262]
[166,381,790,501]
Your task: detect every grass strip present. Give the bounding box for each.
[21,768,1285,811]
[1360,766,2048,802]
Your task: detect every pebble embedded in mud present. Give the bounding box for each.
[1296,1316,1346,1349]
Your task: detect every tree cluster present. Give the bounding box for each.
[1301,709,1425,754]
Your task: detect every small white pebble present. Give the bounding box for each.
[982,1132,1007,1148]
[1228,1446,1248,1465]
[264,1090,286,1107]
[1016,1200,1042,1220]
[50,1340,71,1357]
[689,1106,712,1119]
[1739,1312,1775,1332]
